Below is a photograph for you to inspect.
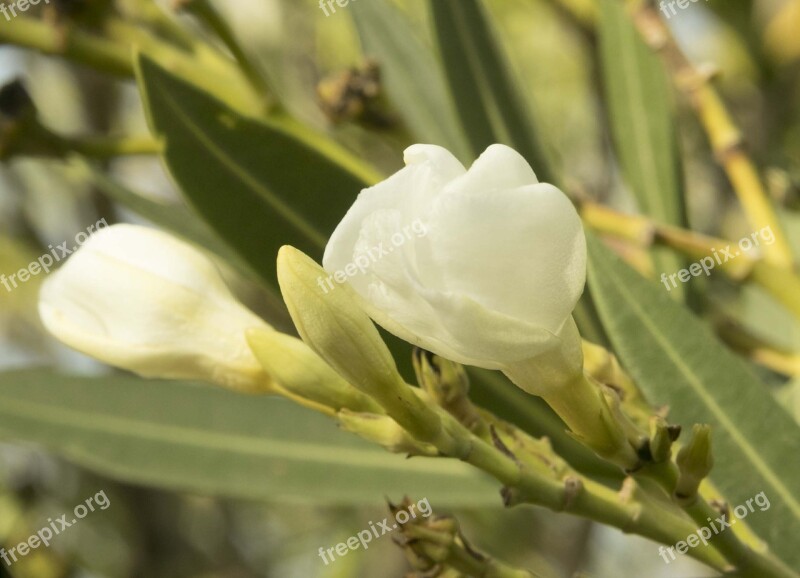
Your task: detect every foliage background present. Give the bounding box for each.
[0,0,798,576]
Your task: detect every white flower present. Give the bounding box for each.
[38,224,271,392]
[323,144,586,374]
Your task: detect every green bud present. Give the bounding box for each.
[413,348,470,399]
[675,424,714,503]
[246,328,383,414]
[648,416,678,463]
[582,340,651,429]
[337,411,438,457]
[412,349,487,436]
[276,246,443,444]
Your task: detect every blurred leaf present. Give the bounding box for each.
[598,0,687,297]
[428,0,553,181]
[135,54,380,289]
[765,0,800,64]
[0,235,41,316]
[775,379,800,424]
[350,0,471,162]
[587,234,800,568]
[74,159,248,272]
[0,370,499,506]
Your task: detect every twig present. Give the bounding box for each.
[630,1,794,269]
[580,201,800,320]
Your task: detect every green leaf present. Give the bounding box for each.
[428,0,553,181]
[0,370,498,506]
[597,0,687,297]
[135,54,380,289]
[587,234,800,568]
[350,0,471,162]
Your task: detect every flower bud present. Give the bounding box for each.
[276,246,444,443]
[246,328,383,413]
[412,349,486,436]
[337,411,437,457]
[39,224,271,392]
[649,416,680,464]
[675,424,714,504]
[323,143,586,374]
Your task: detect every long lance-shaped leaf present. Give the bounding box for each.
[350,0,471,162]
[0,371,498,506]
[597,0,688,298]
[587,234,800,569]
[429,0,553,181]
[135,54,380,289]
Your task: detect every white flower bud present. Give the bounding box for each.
[323,144,586,384]
[38,224,271,392]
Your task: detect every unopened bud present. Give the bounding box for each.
[675,424,714,504]
[412,349,487,436]
[648,416,679,463]
[338,411,437,457]
[246,328,383,414]
[276,246,443,444]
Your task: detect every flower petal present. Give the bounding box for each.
[421,183,586,332]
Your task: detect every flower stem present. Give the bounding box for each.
[503,359,641,469]
[59,135,163,158]
[0,16,133,76]
[459,433,730,571]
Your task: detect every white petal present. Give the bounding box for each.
[421,183,586,332]
[323,145,464,279]
[446,144,538,196]
[38,225,269,390]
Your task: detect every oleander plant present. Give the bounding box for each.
[0,0,798,577]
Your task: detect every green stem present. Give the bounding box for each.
[503,358,640,469]
[459,435,730,571]
[128,0,200,52]
[639,462,798,578]
[0,16,133,76]
[61,135,163,158]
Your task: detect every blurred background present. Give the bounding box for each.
[1,0,798,576]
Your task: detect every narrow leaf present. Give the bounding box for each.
[0,371,498,506]
[429,0,553,181]
[598,0,687,296]
[350,0,471,162]
[135,54,378,288]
